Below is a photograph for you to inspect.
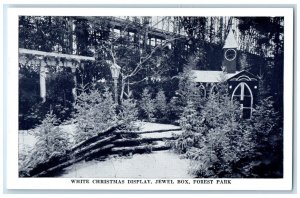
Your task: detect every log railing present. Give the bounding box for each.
[20,124,181,177]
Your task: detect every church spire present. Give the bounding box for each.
[222,29,238,73]
[223,29,238,49]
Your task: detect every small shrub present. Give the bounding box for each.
[170,81,257,178]
[74,87,117,143]
[165,96,182,124]
[139,88,156,122]
[168,101,204,154]
[247,97,283,178]
[118,98,139,131]
[153,89,168,123]
[19,112,69,176]
[170,80,283,178]
[166,58,204,123]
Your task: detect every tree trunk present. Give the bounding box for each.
[209,17,214,43]
[219,17,224,43]
[120,78,125,103]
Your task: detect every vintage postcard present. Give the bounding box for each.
[4,6,294,191]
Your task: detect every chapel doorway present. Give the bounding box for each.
[231,82,253,119]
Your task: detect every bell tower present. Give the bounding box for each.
[222,29,238,73]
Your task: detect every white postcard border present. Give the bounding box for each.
[5,7,294,190]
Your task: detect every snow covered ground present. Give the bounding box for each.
[19,122,190,178]
[19,130,37,150]
[137,122,181,132]
[140,131,182,139]
[19,123,77,149]
[18,122,181,149]
[60,150,192,178]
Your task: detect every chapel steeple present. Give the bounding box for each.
[222,29,238,73]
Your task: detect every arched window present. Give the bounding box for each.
[236,75,251,81]
[199,84,206,98]
[231,82,253,119]
[210,84,219,96]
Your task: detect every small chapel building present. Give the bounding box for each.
[192,29,259,118]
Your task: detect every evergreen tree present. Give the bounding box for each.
[74,87,117,143]
[248,97,283,177]
[155,89,167,112]
[176,57,199,103]
[140,88,156,122]
[170,82,258,178]
[187,92,247,178]
[168,101,203,154]
[154,89,168,122]
[170,78,283,178]
[35,113,70,157]
[118,98,139,131]
[168,56,203,120]
[20,112,70,174]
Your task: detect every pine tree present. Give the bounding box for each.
[170,78,283,178]
[178,101,201,134]
[154,89,168,121]
[118,98,139,131]
[176,57,199,103]
[171,82,258,178]
[169,56,203,119]
[187,91,248,178]
[74,87,117,143]
[20,112,70,174]
[169,101,203,154]
[248,97,283,177]
[35,112,70,157]
[140,88,156,122]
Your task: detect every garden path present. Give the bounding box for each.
[19,122,193,178]
[59,150,192,178]
[59,122,192,178]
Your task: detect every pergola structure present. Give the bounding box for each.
[19,48,95,102]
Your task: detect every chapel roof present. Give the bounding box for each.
[191,69,259,83]
[223,29,239,49]
[191,70,241,83]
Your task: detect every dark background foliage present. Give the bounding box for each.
[18,16,283,130]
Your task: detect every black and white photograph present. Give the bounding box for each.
[17,15,285,180]
[2,5,294,191]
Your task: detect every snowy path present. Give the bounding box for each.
[59,150,192,178]
[140,131,182,139]
[19,122,191,178]
[58,122,189,178]
[138,122,181,131]
[18,122,181,149]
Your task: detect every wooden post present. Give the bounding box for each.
[113,77,118,104]
[40,60,47,103]
[71,63,78,104]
